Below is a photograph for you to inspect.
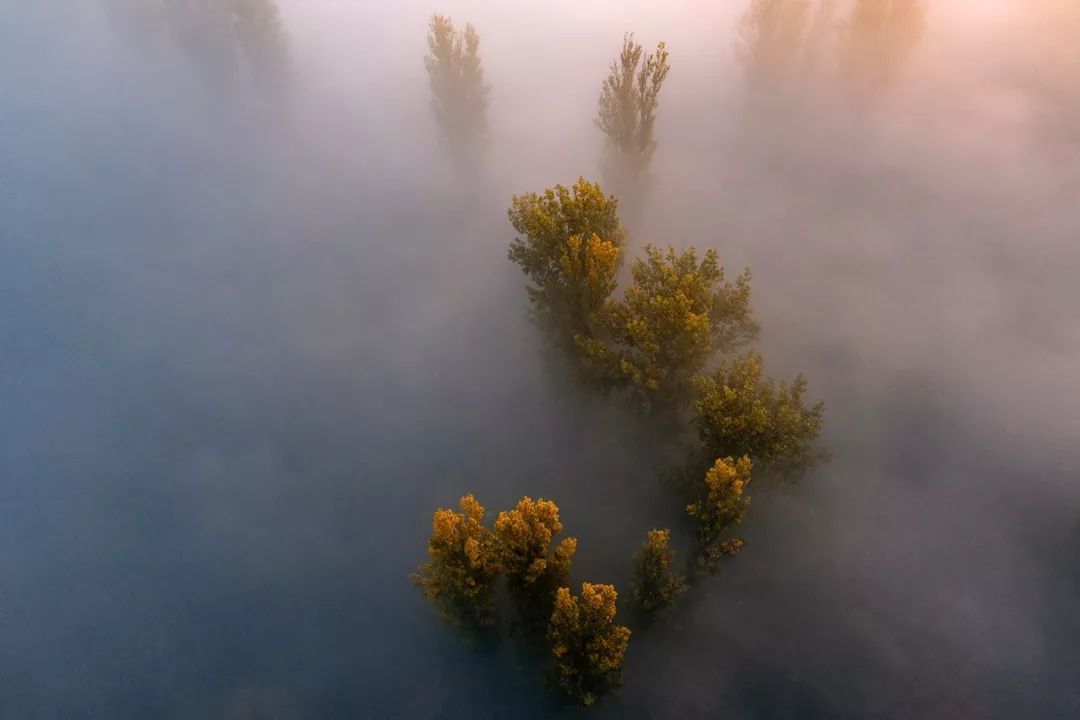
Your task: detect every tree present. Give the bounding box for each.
[735,0,811,103]
[596,34,671,203]
[424,14,491,151]
[548,583,632,705]
[693,352,824,478]
[801,0,840,79]
[578,245,758,410]
[686,456,753,571]
[630,529,687,614]
[840,0,926,98]
[139,0,290,98]
[493,497,577,591]
[411,494,499,628]
[508,179,626,354]
[164,0,241,94]
[493,497,578,632]
[232,0,291,97]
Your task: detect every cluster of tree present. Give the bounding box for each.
[736,0,927,105]
[507,176,823,602]
[422,19,671,211]
[418,14,825,709]
[100,0,292,98]
[412,495,631,705]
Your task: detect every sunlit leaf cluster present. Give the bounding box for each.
[508,179,626,352]
[693,352,826,477]
[686,456,753,571]
[548,583,632,705]
[630,529,687,614]
[582,245,758,409]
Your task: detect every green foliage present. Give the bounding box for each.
[735,0,811,101]
[508,179,626,353]
[411,494,499,628]
[579,245,758,409]
[693,352,825,478]
[630,529,687,614]
[841,0,926,97]
[596,34,671,198]
[686,456,752,571]
[548,583,632,705]
[425,14,491,148]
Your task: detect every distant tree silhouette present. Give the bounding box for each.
[735,0,811,104]
[596,34,670,208]
[232,0,291,97]
[165,0,241,94]
[840,0,926,99]
[425,14,491,155]
[105,0,292,99]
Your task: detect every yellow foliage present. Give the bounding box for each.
[631,528,687,613]
[493,497,576,589]
[508,179,625,353]
[411,494,498,627]
[687,457,752,570]
[548,583,631,704]
[693,352,824,477]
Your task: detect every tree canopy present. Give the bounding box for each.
[508,179,626,353]
[548,583,632,705]
[686,456,753,570]
[735,0,811,102]
[107,0,292,97]
[841,0,926,98]
[232,0,291,96]
[596,34,671,201]
[693,353,825,478]
[425,14,491,149]
[579,245,758,409]
[631,529,687,614]
[411,494,499,628]
[493,497,577,592]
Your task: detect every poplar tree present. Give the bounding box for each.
[596,34,671,204]
[841,0,926,98]
[508,179,626,355]
[548,583,631,705]
[693,353,825,478]
[735,0,811,102]
[686,456,753,571]
[631,529,687,614]
[578,245,758,410]
[425,14,491,150]
[411,494,499,628]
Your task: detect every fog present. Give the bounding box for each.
[2,0,1078,717]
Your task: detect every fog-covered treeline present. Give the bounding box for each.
[2,0,1078,717]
